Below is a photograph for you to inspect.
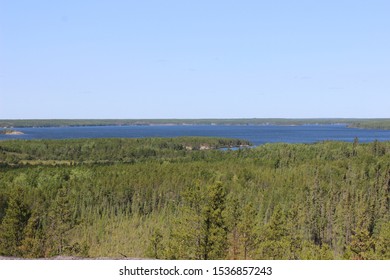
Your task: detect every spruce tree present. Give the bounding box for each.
[238,202,257,259]
[0,187,30,256]
[202,181,228,260]
[349,229,374,260]
[46,185,72,256]
[147,228,163,259]
[166,183,205,259]
[19,197,47,258]
[257,206,292,259]
[226,197,241,259]
[375,222,390,259]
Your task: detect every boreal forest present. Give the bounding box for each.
[0,137,389,259]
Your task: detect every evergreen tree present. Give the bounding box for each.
[352,137,359,156]
[348,229,374,260]
[19,195,47,258]
[20,208,46,257]
[202,182,228,260]
[0,193,7,224]
[46,185,73,256]
[166,183,205,259]
[375,222,390,259]
[0,187,30,256]
[147,228,163,259]
[226,197,241,259]
[238,202,257,259]
[257,206,292,259]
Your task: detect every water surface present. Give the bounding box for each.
[1,125,390,146]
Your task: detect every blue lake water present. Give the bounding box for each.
[1,125,390,146]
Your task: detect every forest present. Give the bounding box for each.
[0,137,389,259]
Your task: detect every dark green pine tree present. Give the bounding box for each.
[0,193,7,223]
[46,185,73,256]
[202,181,228,260]
[19,196,47,258]
[375,222,390,259]
[348,228,374,260]
[257,205,292,259]
[226,197,242,259]
[0,187,30,256]
[238,202,257,260]
[352,137,359,156]
[165,182,205,260]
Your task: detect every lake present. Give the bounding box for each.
[2,125,390,146]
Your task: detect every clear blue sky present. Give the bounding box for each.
[1,0,389,119]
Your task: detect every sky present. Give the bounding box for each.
[0,0,389,119]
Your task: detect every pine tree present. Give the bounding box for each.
[238,202,257,259]
[352,137,359,156]
[375,222,390,259]
[257,206,292,259]
[0,193,7,223]
[20,209,46,257]
[201,182,228,260]
[46,185,73,256]
[147,228,163,259]
[166,182,205,259]
[349,229,374,260]
[0,187,30,256]
[19,196,47,258]
[226,197,241,259]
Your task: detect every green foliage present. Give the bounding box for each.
[225,197,241,259]
[165,183,205,259]
[0,187,30,256]
[238,202,257,259]
[0,138,389,259]
[19,205,46,258]
[46,185,73,256]
[0,137,250,165]
[256,206,293,260]
[375,222,390,259]
[202,182,228,260]
[347,229,375,260]
[147,228,163,259]
[165,182,228,260]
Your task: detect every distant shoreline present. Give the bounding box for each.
[0,118,389,130]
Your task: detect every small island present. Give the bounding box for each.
[0,129,24,135]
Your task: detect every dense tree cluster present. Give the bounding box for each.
[0,137,249,164]
[0,138,389,259]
